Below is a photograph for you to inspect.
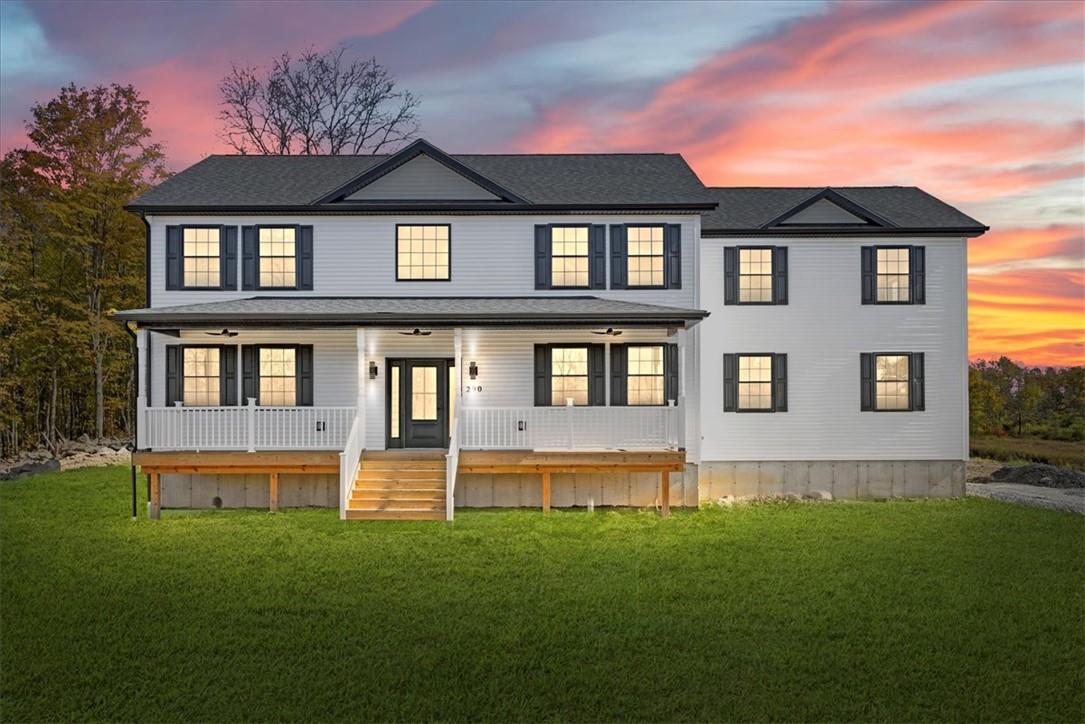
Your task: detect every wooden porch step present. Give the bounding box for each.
[362,450,447,461]
[352,486,444,498]
[349,496,444,510]
[360,459,445,471]
[357,468,446,480]
[344,508,445,521]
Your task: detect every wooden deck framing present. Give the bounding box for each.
[133,451,339,519]
[459,450,684,516]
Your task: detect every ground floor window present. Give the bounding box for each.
[259,347,297,406]
[861,352,924,412]
[627,345,665,405]
[723,353,787,413]
[183,347,220,406]
[551,347,589,406]
[738,355,773,410]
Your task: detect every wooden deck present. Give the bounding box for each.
[133,450,340,519]
[459,449,684,516]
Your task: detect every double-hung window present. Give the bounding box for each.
[722,353,788,412]
[534,344,604,406]
[183,227,221,288]
[182,347,220,406]
[723,247,788,304]
[550,226,589,288]
[397,225,450,281]
[259,347,297,406]
[626,226,664,288]
[862,246,925,304]
[258,227,297,288]
[861,352,925,411]
[627,345,665,405]
[551,347,589,405]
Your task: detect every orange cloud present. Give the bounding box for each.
[969,226,1084,267]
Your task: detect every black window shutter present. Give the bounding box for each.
[588,344,606,406]
[665,224,681,290]
[533,345,551,406]
[299,226,314,290]
[910,246,925,305]
[609,344,627,406]
[773,353,788,412]
[165,345,182,405]
[722,353,737,411]
[165,226,182,290]
[910,352,925,411]
[665,343,679,404]
[296,345,314,406]
[242,226,257,290]
[534,225,551,290]
[723,247,737,305]
[241,345,258,403]
[609,225,627,289]
[220,346,237,405]
[861,247,875,304]
[589,225,607,289]
[860,353,874,411]
[221,226,238,290]
[772,246,788,305]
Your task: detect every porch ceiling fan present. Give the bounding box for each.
[591,328,622,336]
[398,328,432,336]
[205,328,239,337]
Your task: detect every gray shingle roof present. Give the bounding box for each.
[701,187,986,232]
[129,151,717,209]
[113,296,708,327]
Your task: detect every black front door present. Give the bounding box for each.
[387,359,452,448]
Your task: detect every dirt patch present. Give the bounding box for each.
[966,458,1006,484]
[990,463,1085,489]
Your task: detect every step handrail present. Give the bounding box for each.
[338,412,365,520]
[445,412,460,522]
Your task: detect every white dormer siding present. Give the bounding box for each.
[147,213,700,308]
[777,198,870,225]
[345,155,502,201]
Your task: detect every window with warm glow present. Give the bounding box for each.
[259,227,296,288]
[628,226,664,287]
[875,354,910,410]
[739,248,773,303]
[551,226,589,288]
[738,355,773,410]
[390,366,400,438]
[183,227,220,288]
[876,248,910,302]
[551,347,588,405]
[627,345,665,405]
[397,225,450,280]
[259,347,296,406]
[411,366,438,420]
[182,347,220,406]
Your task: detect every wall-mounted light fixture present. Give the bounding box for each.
[468,361,479,379]
[368,361,379,379]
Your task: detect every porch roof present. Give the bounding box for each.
[113,295,708,328]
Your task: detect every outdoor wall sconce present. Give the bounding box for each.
[469,361,479,379]
[368,361,378,379]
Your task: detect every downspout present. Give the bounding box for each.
[123,321,139,519]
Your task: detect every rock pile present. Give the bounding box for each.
[990,463,1085,489]
[0,436,132,480]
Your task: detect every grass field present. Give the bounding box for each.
[970,434,1085,468]
[2,466,1083,722]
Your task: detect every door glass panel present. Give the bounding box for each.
[411,366,438,420]
[390,365,400,438]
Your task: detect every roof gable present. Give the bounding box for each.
[316,139,528,204]
[764,188,893,228]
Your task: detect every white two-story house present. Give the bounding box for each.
[115,140,987,520]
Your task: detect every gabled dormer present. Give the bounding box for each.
[314,139,529,204]
[762,188,893,229]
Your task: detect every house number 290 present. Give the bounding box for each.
[464,385,482,393]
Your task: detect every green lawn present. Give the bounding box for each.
[2,467,1083,722]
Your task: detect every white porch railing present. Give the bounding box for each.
[460,402,680,451]
[144,400,356,451]
[338,413,365,520]
[445,413,461,521]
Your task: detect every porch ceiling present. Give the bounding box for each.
[113,295,709,329]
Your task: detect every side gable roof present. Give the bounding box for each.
[702,186,987,237]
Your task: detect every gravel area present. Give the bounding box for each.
[967,482,1085,514]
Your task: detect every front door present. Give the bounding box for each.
[387,359,453,448]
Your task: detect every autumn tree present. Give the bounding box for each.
[219,47,420,156]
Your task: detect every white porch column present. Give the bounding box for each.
[675,327,688,454]
[453,328,463,417]
[356,327,367,443]
[136,327,148,450]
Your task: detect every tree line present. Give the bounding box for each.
[970,358,1085,441]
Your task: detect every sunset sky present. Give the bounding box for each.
[2,0,1082,365]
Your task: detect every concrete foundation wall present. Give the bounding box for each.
[698,460,964,501]
[161,473,337,509]
[455,467,698,508]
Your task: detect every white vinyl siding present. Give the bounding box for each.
[345,155,500,201]
[700,236,967,461]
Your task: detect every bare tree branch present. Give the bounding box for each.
[218,47,420,155]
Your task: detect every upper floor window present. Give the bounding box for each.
[722,353,788,412]
[860,352,925,412]
[550,226,589,288]
[723,246,787,305]
[259,347,297,406]
[183,227,220,288]
[397,225,449,281]
[862,245,925,305]
[627,226,664,288]
[627,345,665,405]
[259,227,296,288]
[182,347,220,406]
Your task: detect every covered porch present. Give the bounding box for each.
[114,296,706,519]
